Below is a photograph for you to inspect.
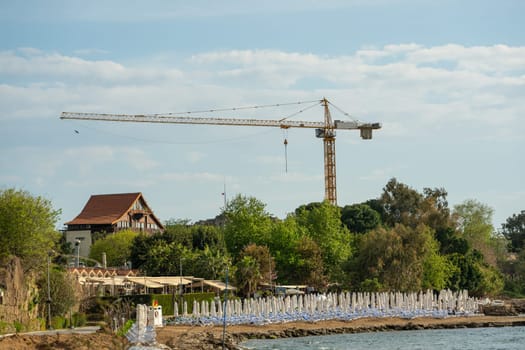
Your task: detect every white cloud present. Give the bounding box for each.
[0,49,183,85]
[186,151,206,163]
[158,172,226,182]
[268,172,323,183]
[1,44,524,140]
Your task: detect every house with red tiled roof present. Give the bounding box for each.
[64,192,164,259]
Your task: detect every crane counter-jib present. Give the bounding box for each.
[60,112,380,131]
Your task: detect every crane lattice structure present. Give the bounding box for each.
[61,98,381,205]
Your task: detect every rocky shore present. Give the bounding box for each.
[156,315,525,349]
[2,315,525,349]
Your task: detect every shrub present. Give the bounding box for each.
[51,316,65,330]
[116,319,134,337]
[72,312,87,327]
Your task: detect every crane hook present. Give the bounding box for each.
[284,138,288,173]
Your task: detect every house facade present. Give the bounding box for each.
[65,192,164,259]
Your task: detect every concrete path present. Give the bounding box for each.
[0,326,101,338]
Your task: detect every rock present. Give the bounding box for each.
[481,304,518,316]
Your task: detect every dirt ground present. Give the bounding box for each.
[2,316,525,350]
[0,331,129,350]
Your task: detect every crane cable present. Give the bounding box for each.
[152,99,322,117]
[283,129,289,173]
[326,100,359,122]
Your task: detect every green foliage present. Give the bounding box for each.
[359,278,384,292]
[51,315,66,330]
[378,178,423,227]
[501,210,525,252]
[0,188,61,271]
[191,246,231,280]
[117,319,134,337]
[38,268,77,318]
[89,229,138,268]
[454,199,501,268]
[240,244,273,284]
[235,255,262,297]
[13,320,24,333]
[422,243,455,291]
[476,265,504,297]
[191,225,224,251]
[288,236,327,290]
[72,312,87,327]
[454,199,494,244]
[446,252,484,294]
[341,203,381,234]
[129,235,182,275]
[294,201,352,280]
[224,195,273,256]
[151,294,175,315]
[435,227,469,255]
[162,220,193,248]
[176,292,216,315]
[352,224,438,292]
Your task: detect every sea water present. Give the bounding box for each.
[241,326,525,350]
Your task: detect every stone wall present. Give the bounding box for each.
[0,256,41,332]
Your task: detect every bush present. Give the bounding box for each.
[116,319,134,337]
[0,321,15,334]
[13,320,24,333]
[51,316,66,330]
[72,312,87,327]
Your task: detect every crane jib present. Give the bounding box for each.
[60,112,381,131]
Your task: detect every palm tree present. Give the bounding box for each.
[235,256,262,297]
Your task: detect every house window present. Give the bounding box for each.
[132,201,144,211]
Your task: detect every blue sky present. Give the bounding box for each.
[1,0,524,229]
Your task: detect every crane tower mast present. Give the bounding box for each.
[61,98,380,205]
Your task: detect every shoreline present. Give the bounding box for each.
[156,315,525,349]
[2,315,525,349]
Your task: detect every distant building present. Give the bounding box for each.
[65,192,164,258]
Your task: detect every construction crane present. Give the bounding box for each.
[61,98,381,205]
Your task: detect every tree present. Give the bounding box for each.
[224,195,273,257]
[191,225,224,251]
[38,268,77,318]
[378,178,423,227]
[0,188,61,271]
[422,239,455,290]
[240,244,274,285]
[294,201,352,281]
[162,219,194,249]
[352,224,440,291]
[191,246,231,280]
[453,200,500,267]
[420,187,451,229]
[291,236,327,290]
[130,238,180,276]
[341,203,381,234]
[267,216,304,283]
[234,255,262,297]
[89,230,138,268]
[501,210,525,252]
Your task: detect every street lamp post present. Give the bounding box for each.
[46,251,53,329]
[179,256,183,295]
[75,239,81,267]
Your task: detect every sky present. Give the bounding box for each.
[0,0,524,229]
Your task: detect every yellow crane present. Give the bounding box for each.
[61,98,381,205]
